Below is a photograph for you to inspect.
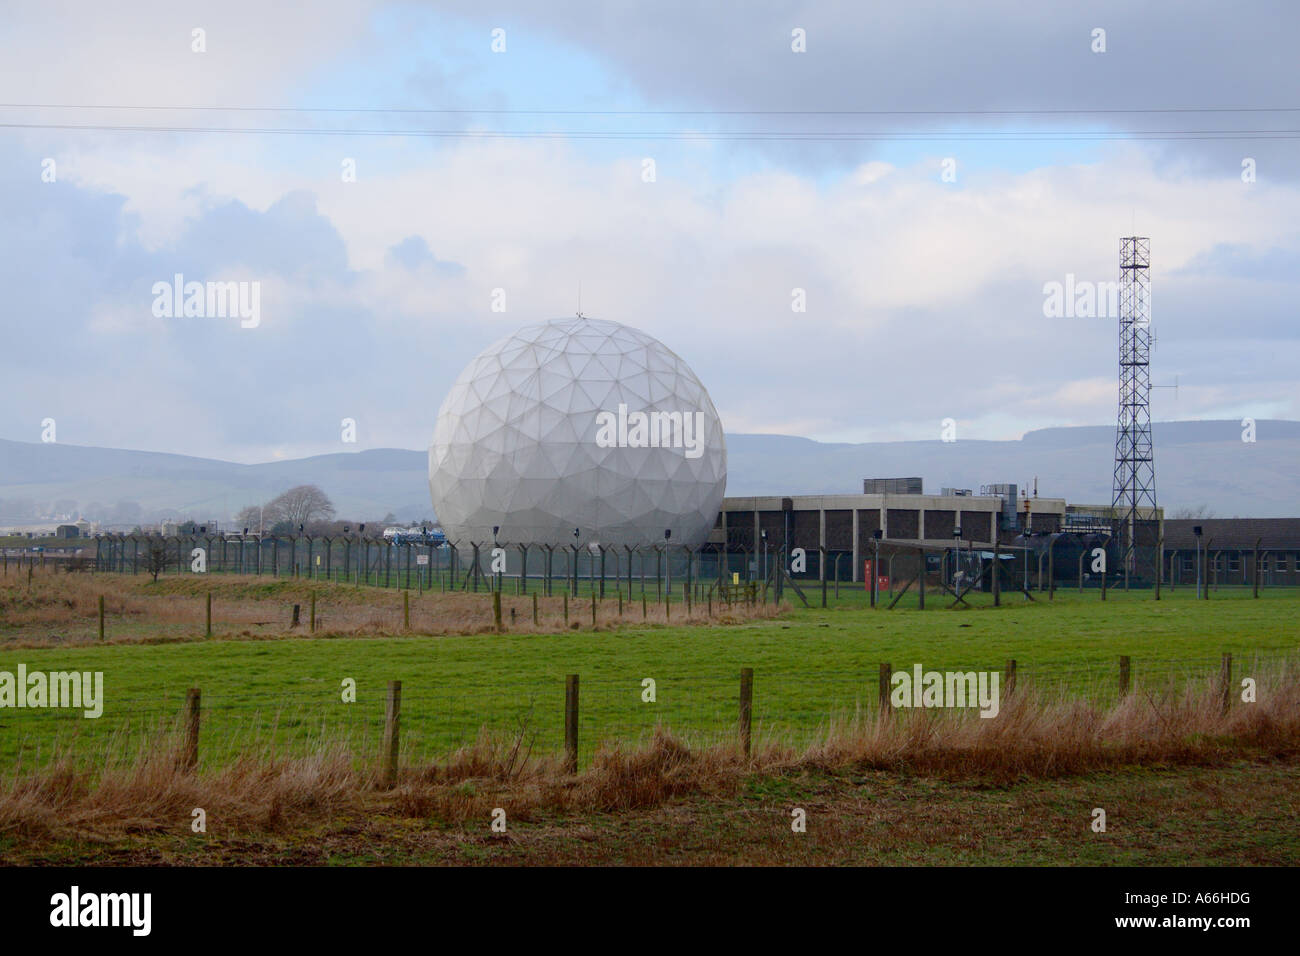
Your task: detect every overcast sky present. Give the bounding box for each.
[2,1,1298,463]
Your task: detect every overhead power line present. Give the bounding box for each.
[3,122,1299,142]
[3,102,1300,116]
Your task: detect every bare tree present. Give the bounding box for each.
[265,485,336,528]
[233,505,261,533]
[142,542,169,582]
[1171,505,1216,519]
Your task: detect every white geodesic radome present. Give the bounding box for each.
[428,316,727,549]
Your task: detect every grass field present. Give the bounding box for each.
[2,571,1298,865]
[0,571,1297,768]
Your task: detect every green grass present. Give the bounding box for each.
[1,584,1297,770]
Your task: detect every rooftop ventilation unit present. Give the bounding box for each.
[864,477,923,495]
[980,483,1019,531]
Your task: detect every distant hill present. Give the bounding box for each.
[0,419,1295,524]
[726,420,1300,516]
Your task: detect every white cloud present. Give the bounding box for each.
[3,1,1298,463]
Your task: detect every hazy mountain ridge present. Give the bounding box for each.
[0,420,1294,523]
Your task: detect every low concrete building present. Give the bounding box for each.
[1163,518,1300,587]
[712,490,1069,583]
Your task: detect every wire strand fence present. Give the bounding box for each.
[4,650,1296,775]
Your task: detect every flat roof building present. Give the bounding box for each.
[712,489,1078,582]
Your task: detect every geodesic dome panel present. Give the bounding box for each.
[429,316,727,549]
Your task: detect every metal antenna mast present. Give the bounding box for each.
[1111,236,1156,586]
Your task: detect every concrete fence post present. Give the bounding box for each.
[1253,537,1262,599]
[917,547,926,610]
[992,531,1001,607]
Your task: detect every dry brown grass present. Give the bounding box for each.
[3,673,1296,846]
[0,570,782,647]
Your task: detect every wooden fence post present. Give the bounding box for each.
[591,591,597,626]
[563,592,569,625]
[291,603,300,628]
[382,680,401,788]
[98,595,105,641]
[310,591,316,633]
[564,674,579,773]
[532,592,539,625]
[1219,653,1232,715]
[404,590,410,630]
[493,589,503,631]
[739,667,754,758]
[205,591,212,638]
[1119,655,1131,698]
[183,688,201,771]
[879,663,893,715]
[1004,659,1017,699]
